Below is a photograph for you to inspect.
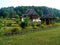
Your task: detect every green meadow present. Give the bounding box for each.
[0,26,60,45]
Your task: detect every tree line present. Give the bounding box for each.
[0,6,60,19]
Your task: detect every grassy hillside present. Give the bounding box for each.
[0,26,60,45]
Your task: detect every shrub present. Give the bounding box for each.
[32,22,37,27]
[48,24,53,27]
[0,24,4,28]
[11,24,19,27]
[32,22,41,29]
[17,21,21,25]
[36,22,41,27]
[25,26,33,30]
[10,27,22,33]
[21,17,31,28]
[4,27,11,33]
[7,23,12,26]
[41,24,47,28]
[33,26,39,29]
[54,23,60,26]
[20,22,26,28]
[1,27,11,35]
[1,27,22,35]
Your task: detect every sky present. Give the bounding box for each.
[0,0,60,9]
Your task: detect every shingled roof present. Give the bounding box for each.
[22,9,39,17]
[40,14,55,20]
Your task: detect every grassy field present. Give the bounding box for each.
[0,26,60,45]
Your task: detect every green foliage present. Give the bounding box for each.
[41,24,47,28]
[10,27,22,33]
[25,26,33,30]
[20,22,26,28]
[24,17,30,26]
[54,23,60,26]
[6,23,12,26]
[0,6,60,19]
[11,24,19,27]
[0,24,4,28]
[0,18,4,28]
[0,26,60,45]
[32,22,41,29]
[1,27,22,35]
[20,17,30,28]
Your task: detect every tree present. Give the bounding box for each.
[20,17,30,28]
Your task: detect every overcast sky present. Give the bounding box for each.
[0,0,60,9]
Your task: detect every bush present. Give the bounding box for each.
[20,22,26,28]
[1,27,11,35]
[11,24,19,27]
[21,17,30,28]
[41,24,47,28]
[36,22,41,27]
[0,24,4,28]
[25,26,33,30]
[11,27,22,33]
[53,23,60,26]
[48,24,53,27]
[7,23,12,26]
[1,27,22,35]
[4,27,11,33]
[32,22,41,29]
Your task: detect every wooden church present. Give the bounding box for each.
[22,9,41,22]
[40,14,55,25]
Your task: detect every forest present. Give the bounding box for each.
[0,6,60,19]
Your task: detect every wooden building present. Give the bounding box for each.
[22,9,41,22]
[40,14,55,25]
